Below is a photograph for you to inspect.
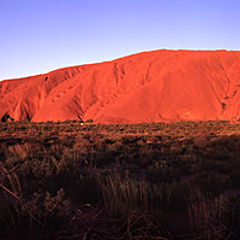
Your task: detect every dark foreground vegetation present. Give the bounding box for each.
[0,120,240,240]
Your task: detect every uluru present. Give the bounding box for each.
[1,49,240,123]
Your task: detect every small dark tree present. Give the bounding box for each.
[86,119,94,123]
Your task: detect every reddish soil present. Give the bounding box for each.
[1,49,240,123]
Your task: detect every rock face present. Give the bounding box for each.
[1,50,240,123]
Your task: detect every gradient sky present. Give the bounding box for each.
[1,0,240,81]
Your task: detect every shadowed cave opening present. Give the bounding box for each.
[1,113,14,122]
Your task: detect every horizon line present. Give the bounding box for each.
[1,47,240,82]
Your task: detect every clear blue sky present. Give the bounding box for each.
[1,0,240,81]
